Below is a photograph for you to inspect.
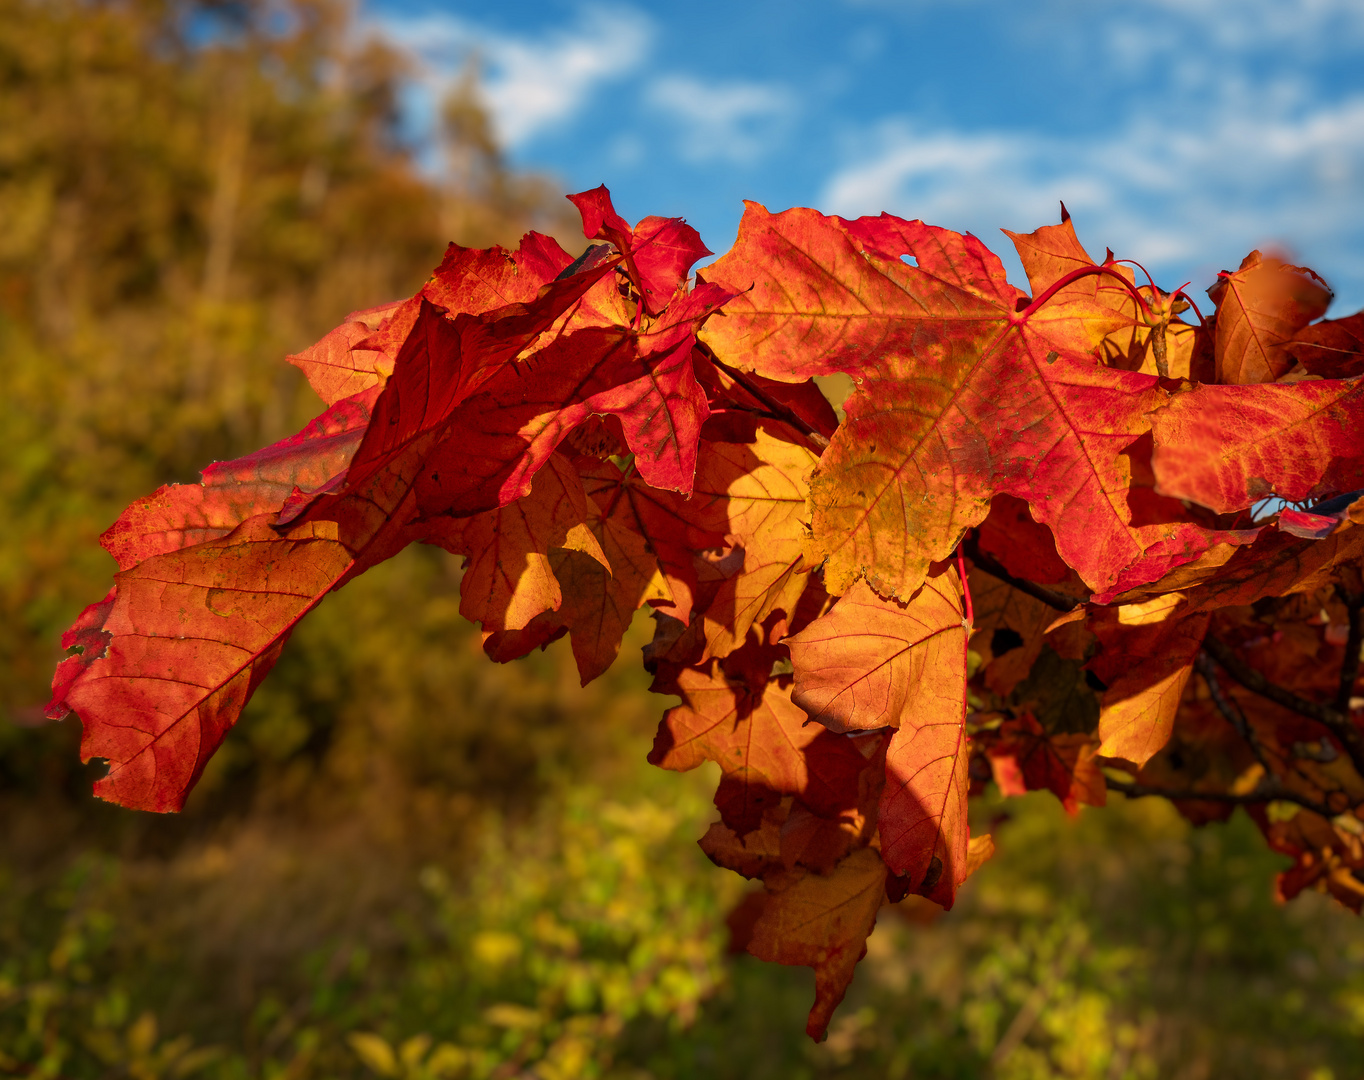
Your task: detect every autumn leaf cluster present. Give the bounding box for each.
[48,187,1364,1040]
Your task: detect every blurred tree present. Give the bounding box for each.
[0,0,575,735]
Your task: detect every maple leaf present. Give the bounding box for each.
[968,569,1062,697]
[974,494,1076,586]
[698,734,886,881]
[47,589,117,721]
[1001,210,1141,358]
[567,185,712,315]
[102,387,380,571]
[1207,251,1332,384]
[51,515,354,811]
[422,232,574,316]
[1003,210,1215,380]
[649,658,869,835]
[41,224,621,810]
[296,191,722,537]
[49,177,1364,1046]
[700,203,1251,601]
[322,276,614,514]
[528,454,712,682]
[744,846,888,1041]
[380,286,730,523]
[986,714,1106,815]
[1250,800,1364,913]
[693,352,841,440]
[491,521,674,685]
[286,299,416,405]
[698,808,787,879]
[1107,496,1362,608]
[46,379,468,812]
[1088,594,1212,768]
[425,452,608,633]
[678,425,821,660]
[1150,379,1364,514]
[1284,309,1364,379]
[787,568,971,904]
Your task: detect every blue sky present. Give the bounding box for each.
[368,0,1364,314]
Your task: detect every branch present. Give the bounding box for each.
[1335,587,1363,716]
[697,344,831,449]
[1195,650,1272,773]
[1105,777,1334,819]
[960,534,1086,612]
[1202,635,1364,780]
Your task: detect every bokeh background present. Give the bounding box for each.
[3,2,1364,1077]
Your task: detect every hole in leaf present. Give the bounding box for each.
[1251,495,1287,522]
[900,254,918,268]
[990,627,1024,656]
[886,873,912,903]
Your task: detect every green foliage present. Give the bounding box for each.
[9,738,1364,1078]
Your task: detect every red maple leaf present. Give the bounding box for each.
[701,204,1254,601]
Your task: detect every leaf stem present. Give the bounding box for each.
[1170,283,1207,328]
[1018,263,1157,326]
[960,534,1085,612]
[956,541,974,628]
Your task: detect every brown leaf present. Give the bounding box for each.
[1283,309,1364,379]
[649,664,869,834]
[745,847,888,1041]
[1207,250,1332,384]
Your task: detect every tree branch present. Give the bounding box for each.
[1335,587,1363,716]
[960,535,1085,612]
[1195,650,1272,774]
[1105,777,1334,819]
[1202,635,1364,780]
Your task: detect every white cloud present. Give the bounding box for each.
[379,4,654,149]
[645,75,796,164]
[821,88,1364,307]
[1138,0,1364,51]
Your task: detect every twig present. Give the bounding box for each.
[1105,777,1334,819]
[1195,650,1272,774]
[1334,587,1363,716]
[960,535,1084,612]
[1200,636,1364,779]
[697,344,831,449]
